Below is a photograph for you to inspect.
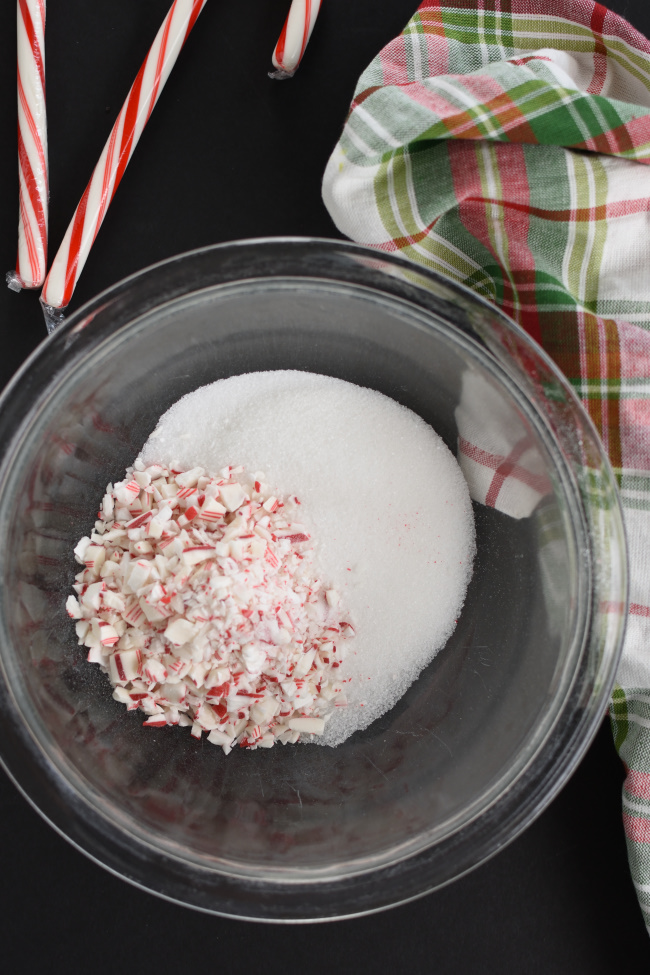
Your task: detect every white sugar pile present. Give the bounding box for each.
[141,371,475,747]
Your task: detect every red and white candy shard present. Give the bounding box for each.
[9,0,48,291]
[271,0,323,78]
[69,463,354,754]
[39,0,207,323]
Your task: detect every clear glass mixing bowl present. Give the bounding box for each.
[0,238,626,921]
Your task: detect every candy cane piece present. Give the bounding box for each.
[71,464,356,752]
[40,0,208,330]
[7,0,48,291]
[270,0,323,79]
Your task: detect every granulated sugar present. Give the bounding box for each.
[142,371,475,746]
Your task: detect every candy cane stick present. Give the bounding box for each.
[40,0,208,331]
[270,0,323,79]
[7,0,48,292]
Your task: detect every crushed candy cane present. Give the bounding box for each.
[68,463,355,754]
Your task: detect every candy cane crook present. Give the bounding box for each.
[270,0,323,79]
[7,0,48,292]
[40,0,208,331]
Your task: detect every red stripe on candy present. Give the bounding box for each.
[18,0,45,92]
[301,0,312,59]
[17,74,48,217]
[95,121,120,238]
[275,16,288,65]
[184,0,205,44]
[62,182,92,306]
[18,186,39,284]
[110,63,147,205]
[148,0,176,121]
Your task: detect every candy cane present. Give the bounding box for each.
[7,0,48,292]
[270,0,323,79]
[40,0,208,330]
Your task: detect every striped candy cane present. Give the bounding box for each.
[40,0,208,330]
[270,0,323,79]
[8,0,48,291]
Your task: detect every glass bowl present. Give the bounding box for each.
[0,238,626,921]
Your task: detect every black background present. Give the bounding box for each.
[1,0,649,969]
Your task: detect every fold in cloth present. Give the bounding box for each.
[323,0,650,933]
[455,371,552,519]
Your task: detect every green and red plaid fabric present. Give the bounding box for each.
[323,0,650,932]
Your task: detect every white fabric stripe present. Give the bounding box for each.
[477,4,490,69]
[577,186,595,305]
[410,18,428,82]
[624,712,650,730]
[623,795,650,814]
[344,119,382,159]
[423,231,488,278]
[481,143,519,318]
[386,155,417,252]
[403,151,428,237]
[353,105,403,149]
[574,383,650,396]
[620,692,650,705]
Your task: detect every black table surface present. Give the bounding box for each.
[1,1,649,969]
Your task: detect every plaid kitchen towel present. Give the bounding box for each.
[323,0,650,931]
